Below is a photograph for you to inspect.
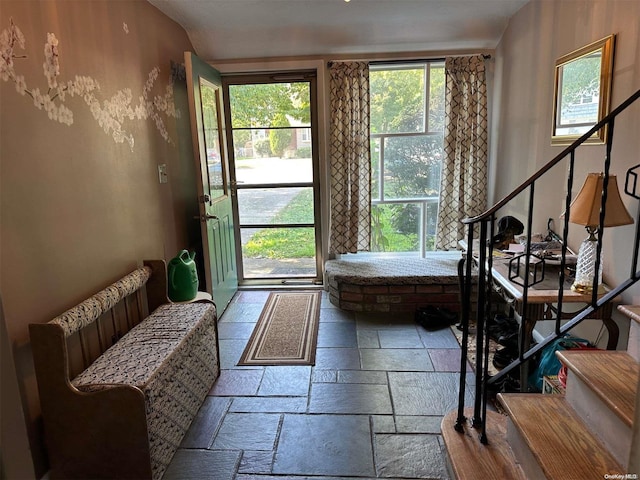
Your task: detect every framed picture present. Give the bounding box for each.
[551,35,615,146]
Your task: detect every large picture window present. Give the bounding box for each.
[369,62,445,255]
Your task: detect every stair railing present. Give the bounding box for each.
[454,88,640,444]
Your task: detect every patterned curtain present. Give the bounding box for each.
[328,61,371,254]
[435,56,488,250]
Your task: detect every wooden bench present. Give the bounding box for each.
[29,260,219,480]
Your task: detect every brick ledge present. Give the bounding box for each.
[325,255,476,313]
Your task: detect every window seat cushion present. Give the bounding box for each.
[325,255,462,285]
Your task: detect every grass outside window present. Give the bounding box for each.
[244,189,315,259]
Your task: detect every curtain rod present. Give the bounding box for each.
[328,54,491,67]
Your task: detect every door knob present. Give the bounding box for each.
[193,214,219,221]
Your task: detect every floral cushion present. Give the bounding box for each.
[325,256,462,285]
[51,266,152,337]
[72,302,219,480]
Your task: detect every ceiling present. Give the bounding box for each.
[147,0,529,61]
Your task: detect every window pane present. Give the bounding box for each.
[428,64,445,132]
[237,187,314,225]
[368,62,445,256]
[371,138,381,200]
[371,204,420,253]
[229,83,311,129]
[383,135,443,199]
[241,227,316,278]
[233,128,313,185]
[424,200,439,252]
[370,67,425,134]
[233,127,310,160]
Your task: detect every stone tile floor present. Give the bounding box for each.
[164,289,474,480]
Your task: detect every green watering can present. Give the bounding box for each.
[167,250,199,302]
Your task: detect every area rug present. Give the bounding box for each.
[238,291,321,366]
[451,323,500,376]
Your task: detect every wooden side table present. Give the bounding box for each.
[458,241,619,391]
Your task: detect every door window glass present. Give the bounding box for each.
[199,78,226,200]
[232,129,313,185]
[237,187,315,225]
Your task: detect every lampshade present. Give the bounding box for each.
[568,173,633,228]
[568,172,634,294]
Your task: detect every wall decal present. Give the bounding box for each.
[0,18,180,150]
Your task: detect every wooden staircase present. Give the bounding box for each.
[442,306,640,479]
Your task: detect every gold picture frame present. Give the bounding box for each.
[551,35,615,146]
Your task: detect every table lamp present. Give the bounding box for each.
[568,172,633,293]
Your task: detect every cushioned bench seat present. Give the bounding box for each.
[72,302,218,479]
[30,261,220,480]
[325,255,462,285]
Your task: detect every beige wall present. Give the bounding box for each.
[491,0,640,445]
[491,0,640,309]
[3,0,639,476]
[0,1,197,476]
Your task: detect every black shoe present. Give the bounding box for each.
[493,314,517,328]
[488,315,518,341]
[492,346,518,369]
[415,306,458,331]
[497,331,519,350]
[434,306,458,323]
[490,374,521,393]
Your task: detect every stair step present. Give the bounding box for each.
[618,305,640,324]
[556,350,638,428]
[556,350,637,466]
[498,394,623,479]
[618,305,640,362]
[441,409,525,480]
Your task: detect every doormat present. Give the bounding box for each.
[238,291,321,366]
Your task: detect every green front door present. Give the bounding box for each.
[185,52,238,312]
